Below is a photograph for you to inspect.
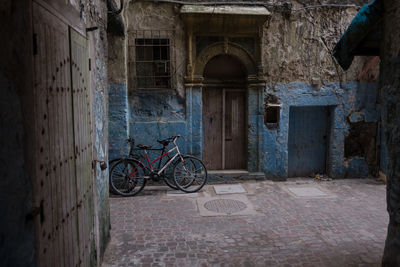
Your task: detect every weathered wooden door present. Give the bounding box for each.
[32,3,94,266]
[70,28,95,267]
[203,88,223,169]
[203,88,246,170]
[288,106,330,177]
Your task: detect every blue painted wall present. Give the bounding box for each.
[129,90,188,159]
[108,83,129,159]
[108,81,380,178]
[262,82,379,178]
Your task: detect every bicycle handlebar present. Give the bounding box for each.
[126,137,135,144]
[157,135,181,144]
[172,135,181,141]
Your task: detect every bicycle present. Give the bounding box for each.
[109,135,208,196]
[109,137,179,194]
[109,137,138,168]
[109,138,139,194]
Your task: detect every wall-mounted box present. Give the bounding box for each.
[264,103,281,128]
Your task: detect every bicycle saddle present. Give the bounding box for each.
[137,144,152,149]
[157,139,170,146]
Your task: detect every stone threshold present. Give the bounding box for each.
[208,169,249,177]
[208,170,265,177]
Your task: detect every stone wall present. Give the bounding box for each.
[87,3,111,259]
[260,0,379,177]
[108,0,380,178]
[263,82,379,178]
[138,0,370,5]
[108,33,130,159]
[263,4,372,84]
[124,0,187,146]
[381,0,400,265]
[108,1,188,159]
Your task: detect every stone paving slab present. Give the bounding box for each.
[166,191,199,197]
[102,178,388,267]
[213,184,247,194]
[286,186,328,197]
[280,184,336,198]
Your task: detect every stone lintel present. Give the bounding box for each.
[180,5,271,16]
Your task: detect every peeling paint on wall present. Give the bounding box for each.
[90,24,111,258]
[109,83,129,160]
[130,91,185,121]
[108,0,381,179]
[262,81,379,178]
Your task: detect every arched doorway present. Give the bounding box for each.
[202,54,247,170]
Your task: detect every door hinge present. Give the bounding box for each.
[26,200,44,223]
[33,33,38,56]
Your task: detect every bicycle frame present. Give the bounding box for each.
[128,139,183,179]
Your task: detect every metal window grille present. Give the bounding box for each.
[128,30,175,89]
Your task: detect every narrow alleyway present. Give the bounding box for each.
[102,179,387,267]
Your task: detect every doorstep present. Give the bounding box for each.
[208,170,249,176]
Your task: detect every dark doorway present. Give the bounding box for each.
[288,106,331,177]
[202,55,247,170]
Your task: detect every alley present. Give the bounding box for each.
[102,179,387,267]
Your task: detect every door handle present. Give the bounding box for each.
[93,159,107,171]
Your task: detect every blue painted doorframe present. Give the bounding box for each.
[185,84,265,173]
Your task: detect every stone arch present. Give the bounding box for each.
[192,42,257,79]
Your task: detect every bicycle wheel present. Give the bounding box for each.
[173,156,207,193]
[161,162,179,190]
[109,158,122,194]
[110,159,147,196]
[163,174,179,190]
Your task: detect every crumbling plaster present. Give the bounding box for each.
[108,0,380,179]
[124,1,186,96]
[75,0,111,260]
[263,5,367,85]
[262,81,379,178]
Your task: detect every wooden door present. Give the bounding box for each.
[288,106,330,177]
[203,88,223,169]
[202,88,246,170]
[224,90,246,169]
[70,28,95,266]
[32,3,94,266]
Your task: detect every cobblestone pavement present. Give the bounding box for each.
[102,178,388,267]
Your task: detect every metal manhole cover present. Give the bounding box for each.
[204,199,247,214]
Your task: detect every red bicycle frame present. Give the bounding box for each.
[127,142,182,179]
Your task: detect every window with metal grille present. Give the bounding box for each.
[134,38,171,89]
